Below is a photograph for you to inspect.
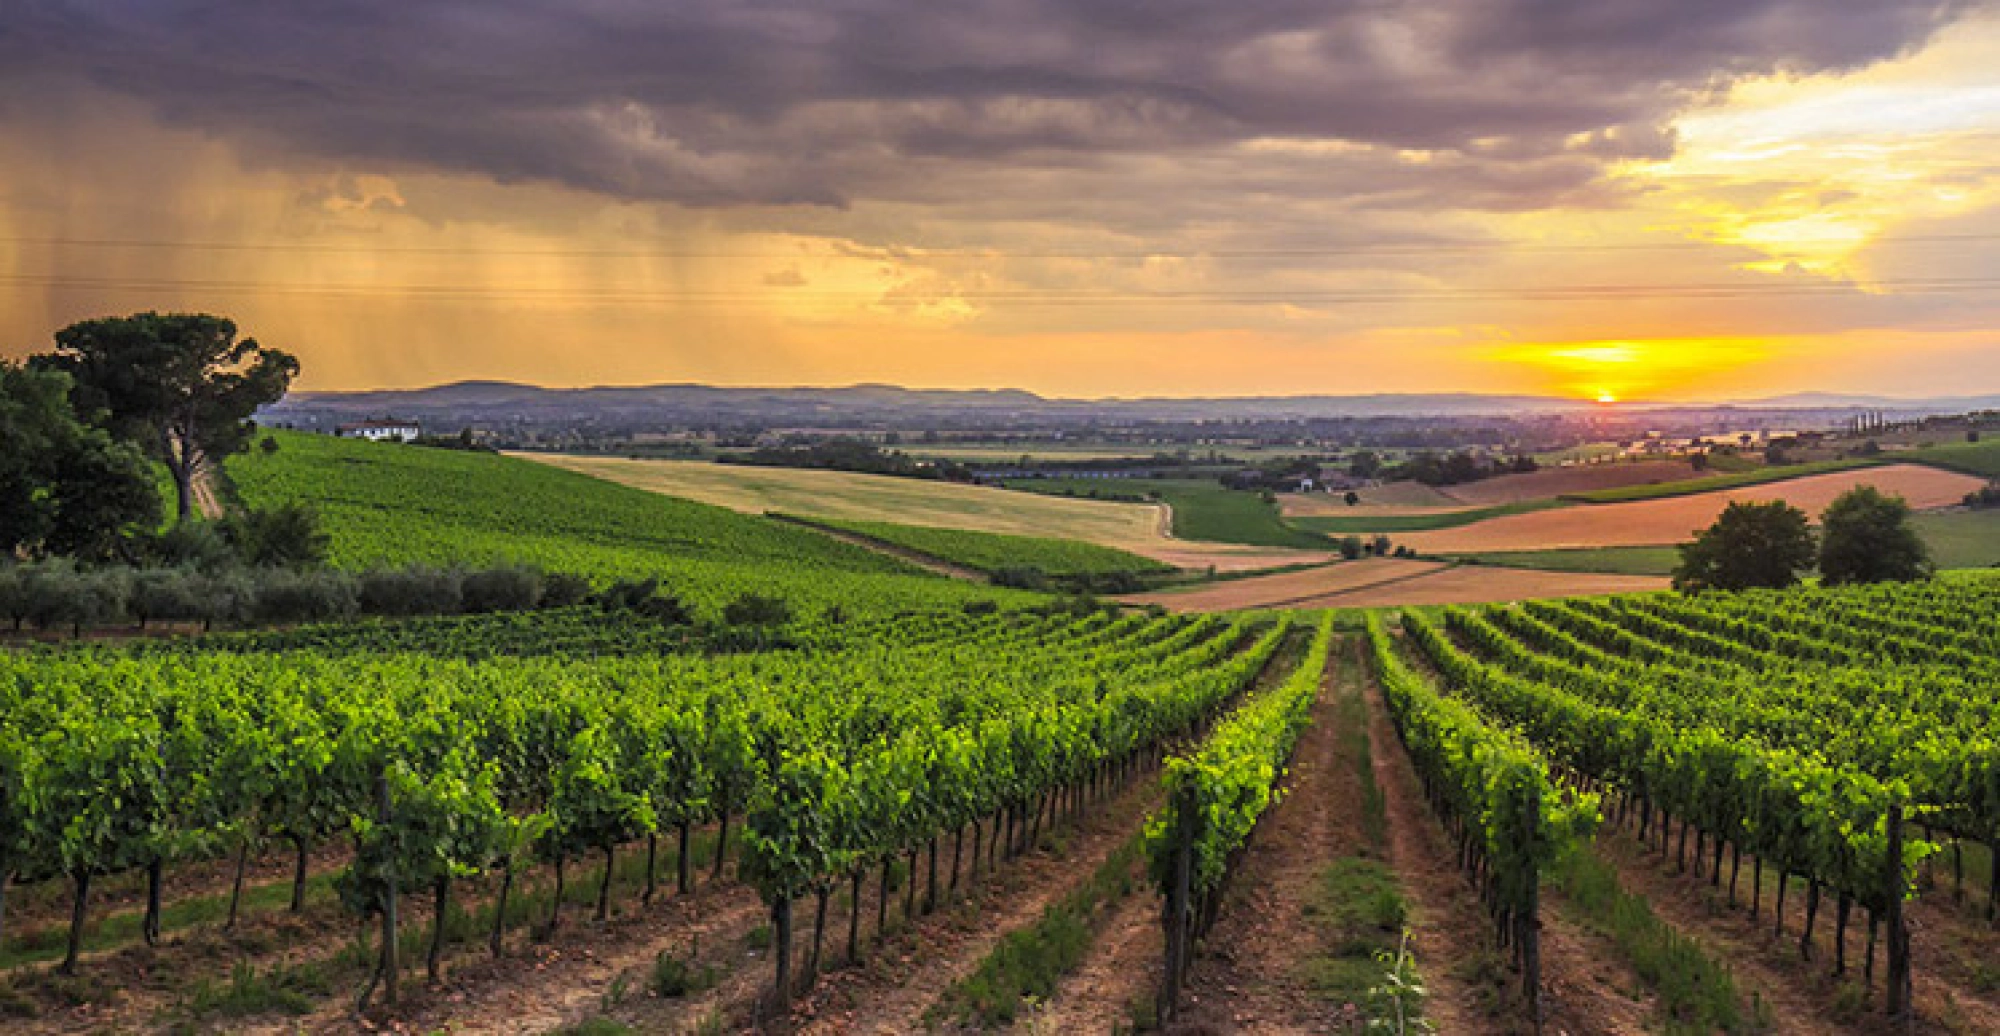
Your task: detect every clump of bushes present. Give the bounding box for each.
[0,558,684,639]
[722,592,792,627]
[593,576,693,625]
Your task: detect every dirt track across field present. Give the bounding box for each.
[1395,464,1983,553]
[1128,558,1665,612]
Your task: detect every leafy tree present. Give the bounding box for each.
[0,363,160,560]
[1819,486,1931,586]
[1672,500,1815,592]
[33,312,297,522]
[1338,535,1365,560]
[1343,490,1360,506]
[219,502,330,567]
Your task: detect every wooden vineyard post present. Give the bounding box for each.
[378,765,400,1009]
[1886,803,1911,1025]
[1523,789,1543,1034]
[1159,783,1195,1024]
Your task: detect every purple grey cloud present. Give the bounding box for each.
[0,0,1973,209]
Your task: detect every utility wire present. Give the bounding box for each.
[4,272,1999,305]
[4,231,2000,261]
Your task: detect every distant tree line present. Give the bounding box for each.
[719,438,974,482]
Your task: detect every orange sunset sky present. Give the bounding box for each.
[2,2,1998,401]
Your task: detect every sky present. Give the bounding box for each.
[2,1,1998,401]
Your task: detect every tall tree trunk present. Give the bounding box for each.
[60,870,90,975]
[227,840,251,931]
[173,466,195,524]
[428,877,449,983]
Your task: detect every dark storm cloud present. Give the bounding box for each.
[0,1,1972,208]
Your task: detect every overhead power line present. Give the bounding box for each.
[4,271,2000,305]
[3,231,2000,261]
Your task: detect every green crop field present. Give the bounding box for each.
[1005,477,1330,549]
[795,516,1174,577]
[1912,510,2000,570]
[226,431,1012,615]
[1905,438,2000,478]
[1558,457,1882,503]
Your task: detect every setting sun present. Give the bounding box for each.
[1596,391,1618,404]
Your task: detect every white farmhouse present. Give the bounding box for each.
[336,420,421,442]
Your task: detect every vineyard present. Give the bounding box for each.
[1380,571,2000,1030]
[6,538,2000,1032]
[226,431,1016,616]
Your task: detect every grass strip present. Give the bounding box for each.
[926,831,1146,1027]
[1554,847,1766,1035]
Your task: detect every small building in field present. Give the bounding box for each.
[336,420,421,442]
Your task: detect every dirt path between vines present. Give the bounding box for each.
[1361,660,1521,1036]
[1363,649,1665,1036]
[1167,656,1364,1033]
[1012,857,1155,1034]
[794,770,1168,1034]
[1593,827,2000,1035]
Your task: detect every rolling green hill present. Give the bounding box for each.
[1905,438,2000,479]
[227,431,1016,614]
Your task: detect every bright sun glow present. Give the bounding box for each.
[1485,337,1776,401]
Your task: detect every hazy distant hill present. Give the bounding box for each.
[262,380,1999,435]
[268,381,1593,427]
